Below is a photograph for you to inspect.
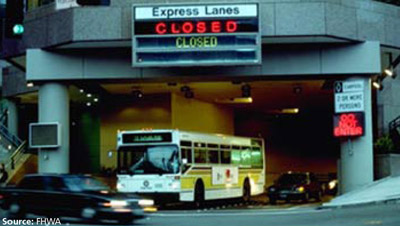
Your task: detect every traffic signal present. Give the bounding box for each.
[5,0,24,38]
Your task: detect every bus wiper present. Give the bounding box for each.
[129,158,144,173]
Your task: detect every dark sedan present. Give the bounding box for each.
[267,172,323,204]
[0,174,154,224]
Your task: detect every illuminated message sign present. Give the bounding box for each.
[333,113,365,137]
[122,133,172,144]
[132,3,261,67]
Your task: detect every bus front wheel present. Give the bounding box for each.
[194,181,204,209]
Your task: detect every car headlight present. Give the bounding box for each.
[103,200,129,208]
[296,186,305,193]
[139,199,154,207]
[269,187,276,192]
[329,180,337,190]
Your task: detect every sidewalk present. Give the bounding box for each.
[322,176,400,208]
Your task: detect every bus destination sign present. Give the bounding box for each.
[122,133,172,144]
[132,3,261,67]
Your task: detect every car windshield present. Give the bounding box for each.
[118,145,180,175]
[64,176,110,192]
[277,173,307,185]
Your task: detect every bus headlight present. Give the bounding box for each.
[171,182,180,190]
[117,183,125,190]
[139,199,154,207]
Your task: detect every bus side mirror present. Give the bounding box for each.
[182,158,188,164]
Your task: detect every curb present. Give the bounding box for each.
[317,197,400,210]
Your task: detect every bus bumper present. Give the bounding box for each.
[133,192,181,205]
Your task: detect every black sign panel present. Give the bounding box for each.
[29,123,60,149]
[122,133,173,144]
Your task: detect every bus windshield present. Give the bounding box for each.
[118,145,180,175]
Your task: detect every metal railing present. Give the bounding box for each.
[389,115,400,132]
[376,0,400,7]
[8,140,27,170]
[0,123,23,148]
[389,115,400,151]
[0,109,7,125]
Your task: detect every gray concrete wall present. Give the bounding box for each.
[26,41,381,81]
[377,60,400,136]
[375,154,400,179]
[2,66,38,97]
[7,0,398,58]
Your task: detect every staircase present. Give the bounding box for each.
[0,110,36,185]
[389,115,400,151]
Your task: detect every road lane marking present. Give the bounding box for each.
[364,220,383,225]
[150,209,330,217]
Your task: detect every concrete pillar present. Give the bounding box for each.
[6,98,18,137]
[38,83,70,173]
[340,77,373,193]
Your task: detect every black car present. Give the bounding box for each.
[0,174,154,224]
[267,172,323,204]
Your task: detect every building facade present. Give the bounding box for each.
[1,0,400,194]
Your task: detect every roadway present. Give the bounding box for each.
[2,201,400,226]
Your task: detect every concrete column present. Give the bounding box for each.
[38,83,70,173]
[6,98,18,137]
[340,77,373,193]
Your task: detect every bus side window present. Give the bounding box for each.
[194,149,207,163]
[231,149,241,166]
[181,148,193,164]
[208,150,219,164]
[220,151,231,164]
[251,147,263,168]
[241,146,252,166]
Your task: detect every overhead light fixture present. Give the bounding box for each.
[86,102,92,107]
[86,93,92,98]
[94,98,99,102]
[384,66,396,79]
[180,85,191,92]
[241,84,251,98]
[383,52,399,80]
[384,68,394,77]
[132,90,143,98]
[372,79,383,90]
[282,108,300,114]
[79,89,84,93]
[215,97,253,104]
[180,86,194,99]
[184,90,194,99]
[293,86,302,95]
[26,82,34,87]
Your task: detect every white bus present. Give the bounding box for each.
[116,130,265,205]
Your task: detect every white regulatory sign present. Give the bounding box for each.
[135,4,258,20]
[334,80,364,93]
[335,91,364,113]
[56,0,79,10]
